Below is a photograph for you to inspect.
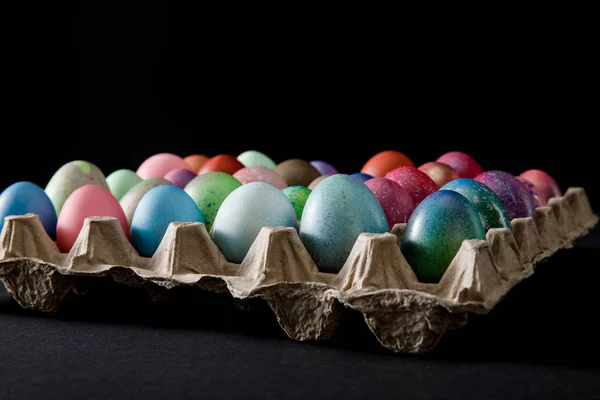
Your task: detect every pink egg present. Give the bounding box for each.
[384,166,438,206]
[56,184,129,253]
[365,178,416,229]
[136,153,193,180]
[436,151,483,179]
[233,166,288,190]
[164,168,198,189]
[518,169,562,206]
[418,161,460,188]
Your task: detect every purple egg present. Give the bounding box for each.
[310,160,339,175]
[474,170,536,221]
[516,177,543,208]
[351,172,374,183]
[164,168,198,189]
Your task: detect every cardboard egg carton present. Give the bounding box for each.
[0,187,597,353]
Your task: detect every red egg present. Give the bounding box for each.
[518,169,562,206]
[56,185,129,253]
[384,166,438,206]
[136,153,193,180]
[198,155,245,175]
[361,150,415,178]
[365,178,416,229]
[418,161,460,188]
[436,151,483,179]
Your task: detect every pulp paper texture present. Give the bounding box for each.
[0,187,597,353]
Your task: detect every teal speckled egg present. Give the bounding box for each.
[440,178,511,231]
[299,174,389,273]
[401,190,486,283]
[282,186,312,221]
[106,169,143,200]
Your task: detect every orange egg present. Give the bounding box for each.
[360,150,415,178]
[183,154,210,173]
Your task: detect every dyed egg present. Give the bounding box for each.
[401,190,486,283]
[136,153,193,180]
[516,177,543,208]
[308,174,331,190]
[436,151,483,179]
[474,171,536,220]
[183,154,210,172]
[131,185,204,257]
[364,178,416,229]
[233,166,287,190]
[518,169,562,206]
[274,159,321,187]
[282,186,312,221]
[360,150,415,178]
[198,155,245,175]
[440,178,511,231]
[184,172,242,232]
[418,161,460,188]
[0,181,57,239]
[310,160,339,175]
[106,169,142,200]
[120,178,173,227]
[45,160,109,216]
[350,172,374,183]
[211,182,298,263]
[299,174,388,273]
[56,185,128,252]
[237,150,276,169]
[164,168,198,189]
[384,167,438,206]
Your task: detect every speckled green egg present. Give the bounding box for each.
[237,150,277,169]
[401,190,486,283]
[106,169,143,201]
[119,178,173,227]
[440,178,511,231]
[184,172,242,232]
[45,160,109,216]
[282,186,312,221]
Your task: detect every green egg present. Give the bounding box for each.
[237,150,277,169]
[282,185,312,221]
[106,169,143,200]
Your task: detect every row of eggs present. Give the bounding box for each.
[0,150,562,283]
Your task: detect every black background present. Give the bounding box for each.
[2,2,599,399]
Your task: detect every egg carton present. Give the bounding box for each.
[0,187,597,353]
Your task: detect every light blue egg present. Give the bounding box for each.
[299,174,389,273]
[211,182,298,264]
[130,185,204,257]
[0,181,57,239]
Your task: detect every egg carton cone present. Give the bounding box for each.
[0,187,597,353]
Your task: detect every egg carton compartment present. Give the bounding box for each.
[0,187,597,353]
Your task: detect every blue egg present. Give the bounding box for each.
[0,181,57,239]
[131,185,204,257]
[212,182,298,264]
[350,172,374,183]
[300,174,388,273]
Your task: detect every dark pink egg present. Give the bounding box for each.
[164,168,198,189]
[384,166,438,206]
[474,170,536,220]
[437,151,483,179]
[518,169,562,206]
[516,177,543,208]
[365,178,416,229]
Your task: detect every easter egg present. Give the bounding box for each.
[384,166,438,206]
[211,182,298,263]
[364,178,416,229]
[516,177,543,208]
[183,155,210,173]
[136,153,193,180]
[56,185,128,252]
[440,178,511,231]
[418,161,460,188]
[401,190,486,283]
[45,160,109,216]
[131,185,204,257]
[233,166,287,190]
[282,186,312,221]
[360,150,415,178]
[184,172,242,232]
[106,169,142,200]
[310,160,339,176]
[0,181,58,239]
[350,172,374,183]
[237,150,276,169]
[164,168,198,189]
[308,174,331,190]
[299,174,388,273]
[436,151,483,179]
[274,159,321,187]
[474,171,536,220]
[120,178,173,227]
[518,169,562,206]
[198,155,245,175]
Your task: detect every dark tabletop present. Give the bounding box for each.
[1,226,599,400]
